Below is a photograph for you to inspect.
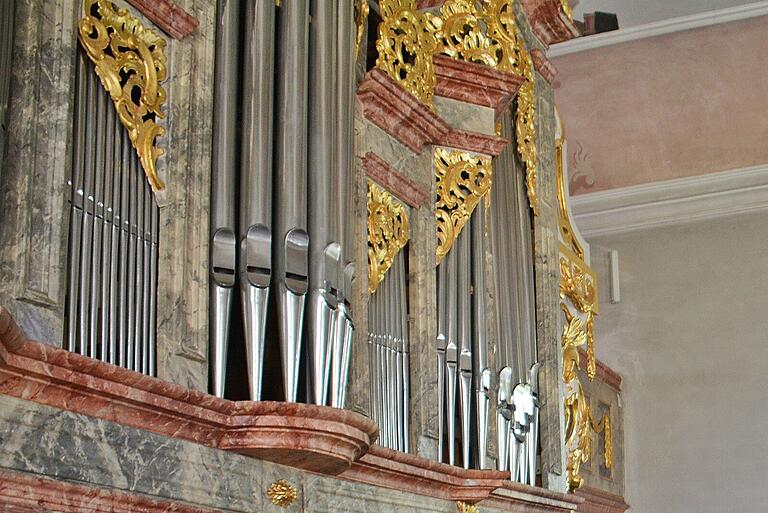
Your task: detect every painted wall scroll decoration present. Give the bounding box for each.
[78,0,168,191]
[368,181,410,293]
[434,147,492,262]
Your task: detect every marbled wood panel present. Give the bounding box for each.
[0,0,77,344]
[0,394,266,512]
[305,475,456,513]
[434,97,496,136]
[511,0,569,493]
[146,0,215,391]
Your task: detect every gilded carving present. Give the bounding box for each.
[376,0,438,108]
[556,136,585,259]
[78,0,167,191]
[355,0,370,57]
[431,0,497,67]
[267,479,298,508]
[434,148,492,262]
[368,181,410,293]
[560,0,574,21]
[456,501,479,513]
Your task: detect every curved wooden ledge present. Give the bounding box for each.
[0,306,581,512]
[0,306,377,476]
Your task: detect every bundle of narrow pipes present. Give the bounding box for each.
[488,109,541,483]
[209,0,356,406]
[368,250,411,452]
[436,112,541,481]
[65,50,159,375]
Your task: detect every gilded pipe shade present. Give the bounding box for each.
[78,0,168,192]
[368,181,410,293]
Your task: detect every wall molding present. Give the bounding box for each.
[548,1,768,57]
[571,165,768,238]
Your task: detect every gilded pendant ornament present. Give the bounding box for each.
[376,0,438,108]
[355,0,370,57]
[266,479,298,508]
[456,501,479,513]
[368,181,410,293]
[434,148,492,263]
[431,0,539,214]
[78,0,167,192]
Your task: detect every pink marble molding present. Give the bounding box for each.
[578,348,623,392]
[358,68,450,154]
[0,306,377,475]
[362,152,431,208]
[125,0,199,40]
[575,486,630,513]
[434,55,524,120]
[441,129,509,157]
[0,306,582,512]
[343,445,582,512]
[531,48,559,87]
[520,0,580,47]
[0,468,223,513]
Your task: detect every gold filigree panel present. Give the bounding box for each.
[431,0,539,214]
[267,479,298,508]
[434,148,492,263]
[376,0,438,108]
[368,181,410,293]
[78,0,167,192]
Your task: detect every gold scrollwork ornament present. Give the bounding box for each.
[376,0,438,108]
[434,148,492,262]
[267,480,298,508]
[368,181,410,293]
[78,0,167,192]
[456,501,479,513]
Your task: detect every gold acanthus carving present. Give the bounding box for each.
[368,181,410,293]
[556,135,584,259]
[266,479,298,508]
[434,148,492,263]
[561,303,613,491]
[78,0,167,192]
[560,0,574,21]
[355,0,370,57]
[376,0,438,108]
[456,501,479,513]
[559,242,597,380]
[431,0,539,215]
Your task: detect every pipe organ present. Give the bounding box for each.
[64,49,159,375]
[210,0,356,406]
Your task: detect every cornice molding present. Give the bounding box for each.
[571,165,768,238]
[124,0,199,40]
[548,1,768,57]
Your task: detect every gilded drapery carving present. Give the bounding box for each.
[368,181,410,293]
[78,0,167,191]
[434,148,492,263]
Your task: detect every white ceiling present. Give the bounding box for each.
[571,0,761,27]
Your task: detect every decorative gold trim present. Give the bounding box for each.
[376,0,438,108]
[368,181,410,293]
[355,0,369,57]
[78,0,167,192]
[559,242,598,316]
[556,135,584,259]
[456,501,479,513]
[434,148,492,263]
[560,0,574,22]
[430,0,539,214]
[267,480,298,508]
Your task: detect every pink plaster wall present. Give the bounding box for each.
[553,16,768,194]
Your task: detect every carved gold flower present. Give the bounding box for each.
[267,480,298,508]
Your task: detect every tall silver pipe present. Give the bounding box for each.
[445,246,459,466]
[126,144,138,371]
[78,66,97,357]
[149,194,159,377]
[99,94,116,363]
[274,0,310,402]
[107,111,122,365]
[399,255,410,452]
[117,129,131,368]
[471,205,492,469]
[141,177,152,374]
[66,52,87,353]
[527,362,541,486]
[210,0,241,398]
[436,261,447,461]
[89,86,106,359]
[239,0,275,400]
[133,157,146,371]
[307,0,339,406]
[457,229,473,469]
[497,366,514,471]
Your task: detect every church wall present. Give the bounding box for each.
[589,211,768,513]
